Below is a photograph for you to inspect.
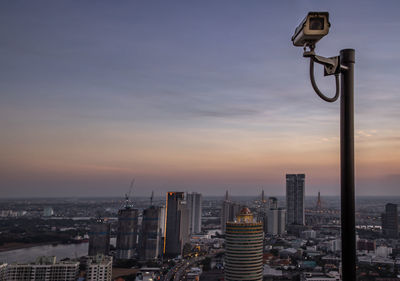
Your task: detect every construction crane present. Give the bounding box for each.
[124,178,135,208]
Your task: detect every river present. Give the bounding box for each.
[0,238,116,263]
[0,229,220,263]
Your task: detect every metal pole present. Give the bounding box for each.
[340,48,356,281]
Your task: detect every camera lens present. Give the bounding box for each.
[309,17,324,30]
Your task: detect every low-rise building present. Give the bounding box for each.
[0,263,7,280]
[84,255,112,281]
[301,271,340,281]
[357,239,376,252]
[376,246,392,258]
[5,256,78,281]
[301,230,316,239]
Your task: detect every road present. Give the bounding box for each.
[163,250,224,281]
[162,256,202,281]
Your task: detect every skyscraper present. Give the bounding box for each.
[140,205,163,260]
[88,219,111,256]
[267,208,286,236]
[187,192,202,234]
[382,203,398,238]
[225,207,264,281]
[286,174,305,226]
[221,191,241,234]
[258,191,269,234]
[116,197,139,259]
[316,191,322,210]
[164,192,189,258]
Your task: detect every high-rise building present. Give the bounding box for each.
[187,192,202,234]
[5,257,79,281]
[159,206,166,239]
[116,198,139,259]
[221,191,241,234]
[382,203,398,238]
[268,197,278,209]
[84,255,112,281]
[225,208,264,281]
[286,174,305,226]
[140,205,163,260]
[316,191,322,210]
[261,190,268,204]
[164,192,189,258]
[88,219,110,256]
[258,192,269,234]
[267,208,286,236]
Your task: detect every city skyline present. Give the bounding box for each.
[1,0,400,197]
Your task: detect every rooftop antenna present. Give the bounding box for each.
[150,190,154,206]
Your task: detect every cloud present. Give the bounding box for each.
[191,107,261,118]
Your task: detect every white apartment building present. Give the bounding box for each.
[4,256,78,281]
[85,255,113,281]
[0,264,7,281]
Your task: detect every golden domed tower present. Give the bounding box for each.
[236,207,254,223]
[225,207,264,281]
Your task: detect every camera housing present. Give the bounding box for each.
[292,12,330,47]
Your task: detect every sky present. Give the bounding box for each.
[1,0,400,197]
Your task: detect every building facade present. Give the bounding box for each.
[140,205,163,260]
[268,197,278,209]
[382,203,398,238]
[225,208,264,281]
[267,208,286,236]
[164,192,189,258]
[0,263,6,281]
[357,239,376,252]
[88,219,110,256]
[84,255,112,281]
[4,257,78,281]
[187,192,202,234]
[221,191,241,234]
[116,206,139,259]
[286,174,305,226]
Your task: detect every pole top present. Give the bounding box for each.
[340,49,355,64]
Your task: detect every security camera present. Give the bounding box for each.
[292,12,330,47]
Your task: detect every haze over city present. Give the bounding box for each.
[1,0,400,197]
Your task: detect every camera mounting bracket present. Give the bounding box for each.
[303,45,340,76]
[302,44,340,102]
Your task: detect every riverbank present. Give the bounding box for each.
[0,238,115,263]
[0,242,89,263]
[0,242,60,252]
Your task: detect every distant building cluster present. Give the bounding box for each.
[4,172,400,281]
[87,191,203,261]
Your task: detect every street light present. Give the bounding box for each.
[292,12,356,281]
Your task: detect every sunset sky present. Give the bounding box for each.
[1,0,400,197]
